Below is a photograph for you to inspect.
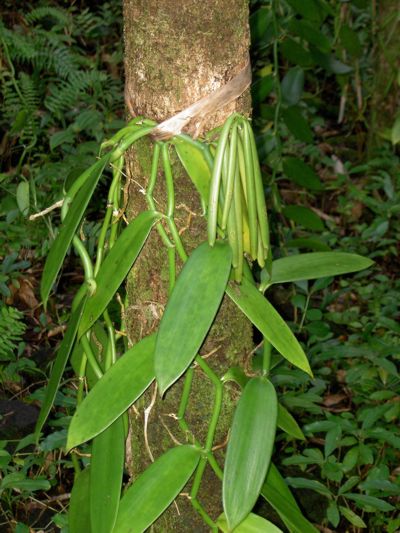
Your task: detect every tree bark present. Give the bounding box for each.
[123,1,252,530]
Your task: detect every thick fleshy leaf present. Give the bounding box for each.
[35,299,86,440]
[67,335,155,450]
[174,137,212,204]
[278,403,305,440]
[155,241,232,395]
[223,377,278,531]
[69,467,91,533]
[270,252,374,285]
[226,278,312,375]
[79,211,159,336]
[41,155,110,307]
[90,417,125,533]
[113,445,200,533]
[217,512,283,532]
[262,464,318,533]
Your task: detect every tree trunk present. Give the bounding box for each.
[123,1,252,530]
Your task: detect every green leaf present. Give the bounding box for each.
[286,238,331,252]
[288,20,331,53]
[327,501,340,528]
[277,403,305,440]
[90,417,125,533]
[310,48,353,74]
[0,473,50,492]
[155,241,232,395]
[281,38,314,68]
[339,506,366,528]
[391,115,400,145]
[252,75,275,106]
[344,493,394,512]
[282,206,324,231]
[223,377,278,530]
[41,155,110,307]
[174,138,212,204]
[286,0,323,21]
[281,67,304,106]
[69,468,91,533]
[226,278,312,375]
[35,299,86,439]
[79,210,159,336]
[262,464,318,533]
[16,181,29,215]
[282,158,322,191]
[339,25,362,58]
[114,445,200,533]
[270,252,374,285]
[281,108,313,144]
[67,335,155,450]
[286,477,332,498]
[217,512,283,532]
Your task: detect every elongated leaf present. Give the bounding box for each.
[223,377,278,531]
[217,512,283,532]
[79,211,159,335]
[35,299,86,440]
[155,241,232,395]
[226,278,312,375]
[114,445,200,533]
[262,464,318,533]
[270,252,374,285]
[174,138,212,204]
[16,181,29,215]
[90,417,125,533]
[278,403,305,440]
[286,477,332,497]
[344,493,394,512]
[69,467,91,533]
[41,155,110,306]
[67,335,155,450]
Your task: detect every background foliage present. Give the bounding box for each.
[0,1,399,531]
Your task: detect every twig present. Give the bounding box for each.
[29,200,63,220]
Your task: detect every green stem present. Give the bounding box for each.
[103,310,116,369]
[76,353,88,406]
[262,337,272,375]
[190,457,218,532]
[81,335,103,380]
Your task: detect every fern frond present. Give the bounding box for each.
[25,6,72,28]
[0,305,26,361]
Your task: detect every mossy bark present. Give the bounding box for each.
[123,1,252,531]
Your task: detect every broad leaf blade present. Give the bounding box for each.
[155,241,232,395]
[262,464,318,533]
[35,299,86,439]
[69,467,91,533]
[90,417,125,533]
[79,210,159,335]
[278,403,305,440]
[67,335,155,450]
[223,377,278,531]
[226,278,312,375]
[113,445,200,533]
[217,512,283,532]
[174,138,211,203]
[270,252,374,285]
[41,155,110,306]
